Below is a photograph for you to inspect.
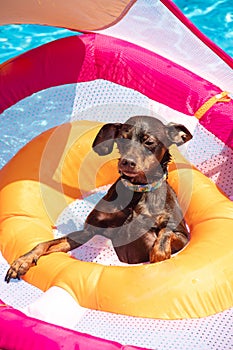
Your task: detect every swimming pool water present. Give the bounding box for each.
[0,24,77,64]
[174,0,233,57]
[0,0,232,168]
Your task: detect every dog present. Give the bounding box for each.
[5,115,192,282]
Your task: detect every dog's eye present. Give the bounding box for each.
[144,140,155,146]
[143,137,157,148]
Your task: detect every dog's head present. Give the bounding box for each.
[92,116,192,184]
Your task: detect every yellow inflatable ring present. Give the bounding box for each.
[0,120,233,320]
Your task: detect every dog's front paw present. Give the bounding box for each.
[5,255,38,283]
[149,245,171,263]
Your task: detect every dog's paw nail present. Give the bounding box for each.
[4,275,9,283]
[5,269,14,283]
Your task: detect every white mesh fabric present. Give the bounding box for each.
[71,79,161,123]
[54,186,129,266]
[0,254,43,311]
[71,80,199,128]
[187,123,233,198]
[75,307,233,350]
[98,0,233,92]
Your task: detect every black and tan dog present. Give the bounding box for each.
[5,116,192,282]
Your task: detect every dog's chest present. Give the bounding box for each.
[133,192,170,226]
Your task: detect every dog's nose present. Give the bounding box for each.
[121,158,136,168]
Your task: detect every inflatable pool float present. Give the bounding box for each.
[0,0,233,349]
[1,118,233,320]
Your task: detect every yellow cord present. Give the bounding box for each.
[194,91,231,119]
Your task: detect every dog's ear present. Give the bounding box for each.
[92,123,122,155]
[166,123,192,146]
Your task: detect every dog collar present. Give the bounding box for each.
[121,173,167,193]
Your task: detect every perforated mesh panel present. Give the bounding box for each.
[0,257,43,311]
[75,307,233,350]
[71,80,160,123]
[187,123,233,198]
[55,187,131,266]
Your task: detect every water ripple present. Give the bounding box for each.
[174,0,233,57]
[0,24,77,63]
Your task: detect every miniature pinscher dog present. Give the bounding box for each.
[5,115,192,282]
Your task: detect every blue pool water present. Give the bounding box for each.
[174,0,233,57]
[0,24,77,63]
[0,0,232,168]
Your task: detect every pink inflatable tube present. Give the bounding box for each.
[0,33,232,148]
[0,300,147,350]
